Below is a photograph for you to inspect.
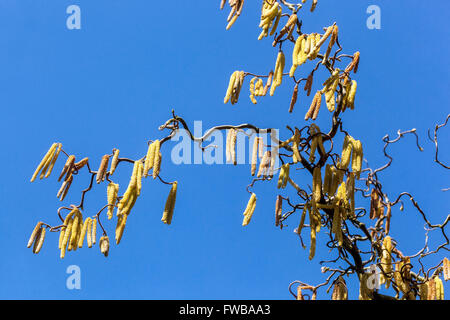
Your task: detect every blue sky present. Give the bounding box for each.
[0,0,448,299]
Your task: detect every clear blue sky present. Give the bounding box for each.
[0,0,448,299]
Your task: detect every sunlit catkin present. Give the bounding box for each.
[270,51,285,96]
[115,213,128,244]
[347,80,357,110]
[144,141,156,177]
[275,195,282,227]
[31,143,57,182]
[230,129,237,165]
[153,150,162,180]
[250,137,259,176]
[27,222,44,248]
[60,217,73,259]
[312,167,322,203]
[109,149,120,175]
[107,182,119,219]
[257,151,270,178]
[224,71,237,104]
[162,181,178,225]
[43,143,62,179]
[99,236,110,257]
[242,193,257,226]
[70,211,81,248]
[435,276,444,300]
[96,155,110,184]
[77,217,90,248]
[92,218,97,245]
[288,83,298,113]
[33,227,46,254]
[443,257,450,281]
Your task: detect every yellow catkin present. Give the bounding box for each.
[118,172,138,216]
[322,25,338,64]
[242,193,257,226]
[99,236,110,257]
[346,173,356,217]
[87,218,93,248]
[107,182,119,219]
[39,147,56,180]
[92,218,97,245]
[44,143,62,179]
[96,155,110,184]
[339,135,353,170]
[60,218,73,259]
[31,143,57,182]
[275,195,282,227]
[297,286,303,300]
[435,276,444,300]
[143,143,154,177]
[443,257,450,281]
[257,151,271,178]
[282,163,290,189]
[332,202,343,246]
[230,129,237,165]
[144,142,155,177]
[270,51,285,96]
[109,149,120,175]
[78,217,90,248]
[288,83,298,113]
[351,139,363,178]
[224,71,238,103]
[57,175,73,201]
[33,227,46,254]
[115,213,128,244]
[70,210,81,248]
[277,164,285,189]
[162,181,178,225]
[347,80,357,109]
[226,129,232,163]
[226,14,239,30]
[27,222,44,248]
[380,236,393,288]
[249,77,257,104]
[58,155,75,182]
[297,37,308,66]
[290,35,305,77]
[59,209,76,249]
[269,6,282,36]
[419,282,428,300]
[251,137,258,176]
[297,204,308,237]
[153,144,162,179]
[292,129,301,164]
[312,167,322,203]
[309,224,316,260]
[136,161,143,195]
[310,0,318,12]
[323,164,332,194]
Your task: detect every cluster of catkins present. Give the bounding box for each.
[28,139,178,258]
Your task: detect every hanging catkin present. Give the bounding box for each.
[242,193,257,226]
[96,155,110,184]
[288,83,298,113]
[31,143,58,182]
[275,195,282,227]
[152,140,161,179]
[162,181,178,225]
[107,182,119,219]
[251,137,259,176]
[109,149,120,175]
[312,167,322,203]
